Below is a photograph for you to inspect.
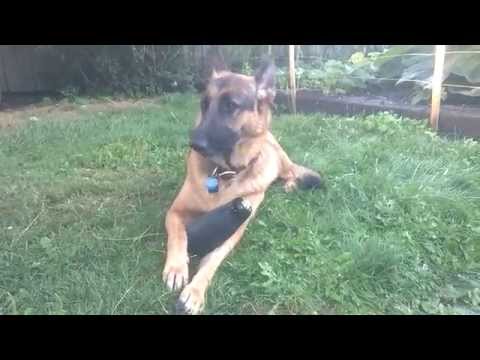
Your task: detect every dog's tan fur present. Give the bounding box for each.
[163,62,322,314]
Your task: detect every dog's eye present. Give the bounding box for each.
[222,96,239,114]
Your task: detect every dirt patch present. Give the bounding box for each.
[0,97,162,130]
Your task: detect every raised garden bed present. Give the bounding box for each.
[276,89,480,138]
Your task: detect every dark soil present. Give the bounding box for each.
[276,89,480,138]
[0,92,63,111]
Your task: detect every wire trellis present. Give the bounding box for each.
[279,45,480,130]
[286,47,480,91]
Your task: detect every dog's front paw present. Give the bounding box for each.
[175,284,205,315]
[283,179,297,193]
[163,255,189,292]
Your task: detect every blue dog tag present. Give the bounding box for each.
[206,176,219,193]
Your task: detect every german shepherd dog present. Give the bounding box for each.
[163,59,323,314]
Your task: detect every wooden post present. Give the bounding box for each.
[267,45,272,56]
[430,45,446,131]
[288,45,296,114]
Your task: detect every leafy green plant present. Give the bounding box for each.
[375,45,480,104]
[60,86,81,102]
[277,52,379,95]
[38,45,196,97]
[241,62,254,76]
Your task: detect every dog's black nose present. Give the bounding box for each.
[190,137,210,156]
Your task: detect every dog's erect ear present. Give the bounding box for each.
[254,58,276,103]
[207,46,228,78]
[211,69,223,81]
[195,47,228,93]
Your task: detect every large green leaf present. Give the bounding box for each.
[449,54,480,83]
[377,45,480,100]
[396,59,433,86]
[374,45,420,67]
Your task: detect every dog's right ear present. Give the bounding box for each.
[255,57,276,104]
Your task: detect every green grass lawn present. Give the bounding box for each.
[1,93,480,315]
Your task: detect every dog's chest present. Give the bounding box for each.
[194,175,240,210]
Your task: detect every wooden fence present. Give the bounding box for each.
[0,46,64,93]
[0,45,386,94]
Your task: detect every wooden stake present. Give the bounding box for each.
[288,45,296,114]
[430,45,446,131]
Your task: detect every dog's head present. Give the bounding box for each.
[190,58,276,171]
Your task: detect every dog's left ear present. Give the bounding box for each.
[255,58,276,104]
[207,46,228,77]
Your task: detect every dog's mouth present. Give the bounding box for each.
[206,152,257,176]
[190,147,243,174]
[208,153,236,172]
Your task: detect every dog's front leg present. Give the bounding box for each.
[176,192,265,315]
[163,207,190,292]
